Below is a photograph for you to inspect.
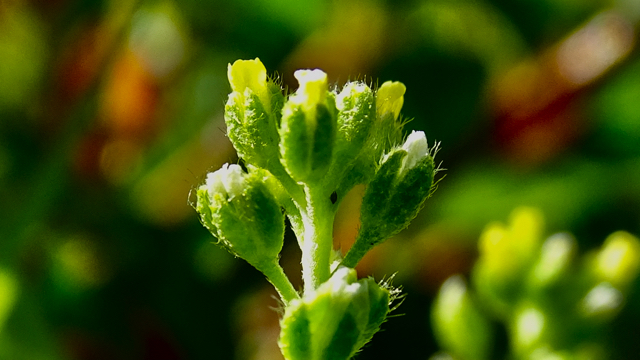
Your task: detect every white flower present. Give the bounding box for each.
[400,131,429,175]
[205,163,245,199]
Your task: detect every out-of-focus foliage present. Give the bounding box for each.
[431,208,640,360]
[1,0,639,359]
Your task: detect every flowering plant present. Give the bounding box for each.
[193,58,439,359]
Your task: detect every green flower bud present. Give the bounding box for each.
[579,282,624,321]
[280,69,337,182]
[335,82,375,151]
[334,81,406,195]
[527,347,573,360]
[511,304,549,355]
[370,81,405,158]
[431,275,493,360]
[593,231,640,289]
[376,80,405,121]
[225,58,284,171]
[278,267,391,360]
[195,163,284,269]
[527,233,576,290]
[326,82,375,184]
[472,207,545,316]
[0,269,19,332]
[342,131,436,268]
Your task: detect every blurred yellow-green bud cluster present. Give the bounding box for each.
[431,207,640,360]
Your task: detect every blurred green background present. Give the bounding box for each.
[1,0,640,358]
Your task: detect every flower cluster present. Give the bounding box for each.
[431,207,640,360]
[194,58,439,359]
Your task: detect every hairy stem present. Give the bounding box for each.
[301,187,335,293]
[270,162,307,209]
[341,229,380,268]
[259,260,300,305]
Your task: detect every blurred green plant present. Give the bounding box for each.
[431,207,640,360]
[193,58,440,359]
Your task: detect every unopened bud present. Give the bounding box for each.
[512,305,548,355]
[376,81,405,121]
[0,269,19,332]
[432,275,493,360]
[195,164,285,269]
[324,82,375,187]
[278,267,392,360]
[280,69,337,182]
[473,207,545,312]
[342,131,436,268]
[594,231,640,288]
[225,58,284,171]
[528,233,576,290]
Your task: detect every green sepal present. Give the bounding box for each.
[225,88,283,172]
[323,82,376,190]
[280,96,337,183]
[268,79,286,127]
[335,82,375,157]
[280,103,310,180]
[361,150,407,224]
[333,83,405,196]
[312,101,337,176]
[385,156,435,226]
[278,267,391,360]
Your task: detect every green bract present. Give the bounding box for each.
[193,58,440,360]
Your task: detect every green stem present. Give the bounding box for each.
[269,163,307,208]
[341,235,369,269]
[341,228,384,269]
[259,260,299,305]
[301,187,335,293]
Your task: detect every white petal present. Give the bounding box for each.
[206,165,227,195]
[221,164,245,197]
[205,163,246,198]
[401,131,428,171]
